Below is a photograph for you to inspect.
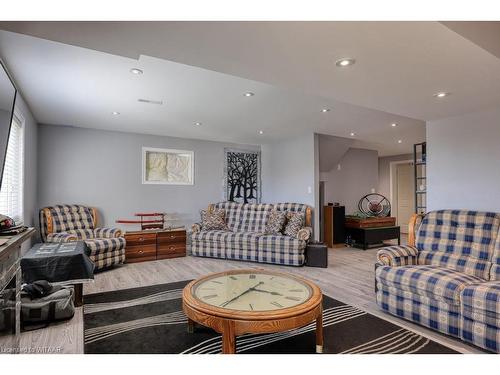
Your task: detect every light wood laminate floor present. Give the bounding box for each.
[19,245,483,354]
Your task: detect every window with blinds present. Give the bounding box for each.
[0,113,24,224]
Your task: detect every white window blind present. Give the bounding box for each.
[0,113,24,224]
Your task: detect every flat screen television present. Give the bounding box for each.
[0,61,17,189]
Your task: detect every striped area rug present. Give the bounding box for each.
[83,280,458,354]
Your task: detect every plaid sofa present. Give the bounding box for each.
[191,202,312,266]
[375,210,500,352]
[40,205,126,271]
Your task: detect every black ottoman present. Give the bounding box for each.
[305,242,328,268]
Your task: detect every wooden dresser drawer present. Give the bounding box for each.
[157,231,186,244]
[125,233,157,247]
[157,243,186,259]
[126,244,157,263]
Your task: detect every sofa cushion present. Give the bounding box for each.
[416,210,500,259]
[418,251,492,280]
[416,210,500,280]
[224,232,261,261]
[214,202,273,233]
[264,210,286,235]
[191,230,231,259]
[46,205,95,233]
[258,235,306,265]
[85,237,126,257]
[191,230,232,242]
[284,212,305,238]
[91,248,126,270]
[201,209,229,231]
[224,231,261,248]
[67,228,95,240]
[461,283,500,327]
[258,234,306,254]
[376,265,483,304]
[274,203,310,214]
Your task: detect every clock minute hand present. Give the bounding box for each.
[220,281,263,307]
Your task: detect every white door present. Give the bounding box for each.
[396,163,415,234]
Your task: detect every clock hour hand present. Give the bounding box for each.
[220,281,263,307]
[251,288,283,296]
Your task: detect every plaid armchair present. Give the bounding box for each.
[40,204,126,270]
[375,210,500,352]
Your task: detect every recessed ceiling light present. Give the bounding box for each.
[335,58,356,67]
[391,123,397,127]
[194,122,202,126]
[112,111,120,115]
[321,108,330,113]
[350,132,355,137]
[434,92,451,98]
[244,92,255,97]
[398,139,403,144]
[130,68,143,75]
[259,130,264,135]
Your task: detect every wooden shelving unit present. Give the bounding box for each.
[414,142,427,214]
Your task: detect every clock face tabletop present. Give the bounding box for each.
[183,269,322,319]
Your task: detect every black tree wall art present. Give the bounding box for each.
[224,149,261,204]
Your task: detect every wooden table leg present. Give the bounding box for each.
[316,309,324,353]
[222,321,236,354]
[187,318,195,333]
[73,283,83,307]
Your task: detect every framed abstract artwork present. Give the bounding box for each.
[142,147,194,185]
[224,148,261,203]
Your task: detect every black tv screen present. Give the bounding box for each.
[0,61,17,189]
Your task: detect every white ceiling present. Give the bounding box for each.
[1,22,499,122]
[0,30,426,156]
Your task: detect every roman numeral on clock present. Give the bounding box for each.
[229,276,237,280]
[289,289,302,292]
[271,301,283,308]
[285,296,301,301]
[249,274,256,279]
[211,280,223,284]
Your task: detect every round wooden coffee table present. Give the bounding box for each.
[182,269,323,354]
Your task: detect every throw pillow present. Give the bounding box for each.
[284,211,305,237]
[264,210,287,235]
[200,209,229,231]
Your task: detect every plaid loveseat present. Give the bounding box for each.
[375,210,500,352]
[191,202,313,266]
[40,205,126,271]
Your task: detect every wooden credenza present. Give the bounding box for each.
[125,229,186,263]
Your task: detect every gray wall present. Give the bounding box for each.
[262,133,318,237]
[321,147,379,215]
[37,124,259,229]
[261,134,316,206]
[427,107,500,212]
[378,153,413,199]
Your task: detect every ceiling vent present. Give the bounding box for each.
[138,98,163,105]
